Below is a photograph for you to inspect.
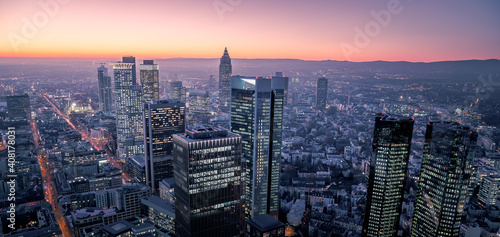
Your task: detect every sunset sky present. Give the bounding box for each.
[1,0,499,62]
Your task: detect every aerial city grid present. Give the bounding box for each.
[0,1,500,237]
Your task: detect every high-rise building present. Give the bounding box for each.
[170,81,186,103]
[411,121,478,237]
[98,65,112,112]
[362,114,414,237]
[478,175,500,206]
[112,61,144,161]
[218,47,232,112]
[122,56,136,83]
[6,94,30,120]
[140,60,159,103]
[230,76,286,219]
[188,90,210,123]
[173,128,244,237]
[209,74,217,90]
[143,100,185,192]
[272,72,289,105]
[316,77,328,110]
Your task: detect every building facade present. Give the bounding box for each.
[479,175,500,206]
[140,60,159,103]
[411,121,478,237]
[362,114,414,237]
[97,65,112,112]
[170,81,186,103]
[6,94,30,120]
[316,77,328,110]
[143,100,185,192]
[218,47,232,112]
[230,76,286,219]
[173,128,245,237]
[112,61,143,161]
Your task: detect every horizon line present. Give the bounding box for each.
[0,56,498,64]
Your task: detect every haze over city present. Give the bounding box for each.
[1,1,500,237]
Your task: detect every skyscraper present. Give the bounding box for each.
[122,56,136,83]
[170,81,186,103]
[362,114,414,237]
[6,94,30,121]
[173,128,244,237]
[140,60,159,103]
[411,121,478,237]
[218,47,232,112]
[97,65,112,112]
[316,77,328,110]
[143,100,185,192]
[112,61,144,161]
[188,90,210,123]
[272,72,289,105]
[230,75,286,219]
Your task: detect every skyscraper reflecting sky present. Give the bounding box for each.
[362,113,414,237]
[230,75,285,219]
[411,121,477,237]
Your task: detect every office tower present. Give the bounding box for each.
[362,114,414,237]
[97,65,112,112]
[170,81,186,102]
[6,94,30,120]
[478,175,500,205]
[209,74,216,90]
[230,76,286,219]
[188,90,210,123]
[272,72,289,105]
[140,60,159,103]
[411,121,478,237]
[316,77,328,110]
[113,61,144,161]
[218,47,232,112]
[173,128,244,237]
[143,100,185,192]
[122,56,136,83]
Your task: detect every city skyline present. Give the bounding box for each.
[1,1,500,61]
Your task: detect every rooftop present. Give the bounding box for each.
[247,214,285,232]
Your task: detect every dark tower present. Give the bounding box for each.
[411,121,477,237]
[362,114,414,237]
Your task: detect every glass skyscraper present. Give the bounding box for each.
[218,47,232,112]
[170,81,186,103]
[140,60,159,103]
[188,90,210,123]
[97,64,112,112]
[316,77,328,110]
[411,121,477,237]
[112,61,143,161]
[143,100,185,192]
[362,113,414,237]
[230,75,285,219]
[173,128,244,237]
